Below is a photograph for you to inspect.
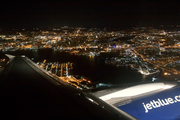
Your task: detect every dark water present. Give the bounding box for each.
[2,49,154,85]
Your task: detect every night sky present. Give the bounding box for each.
[1,0,180,29]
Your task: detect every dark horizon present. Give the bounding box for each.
[1,0,180,29]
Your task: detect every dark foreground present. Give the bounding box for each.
[0,56,131,120]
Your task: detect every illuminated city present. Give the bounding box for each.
[1,0,180,119]
[1,26,180,87]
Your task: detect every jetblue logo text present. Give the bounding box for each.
[142,95,180,113]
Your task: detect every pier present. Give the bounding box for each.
[37,60,94,89]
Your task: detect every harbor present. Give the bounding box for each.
[1,46,180,89]
[37,59,95,89]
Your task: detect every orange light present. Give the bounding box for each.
[164,72,168,75]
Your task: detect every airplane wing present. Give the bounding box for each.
[0,55,135,120]
[91,81,180,120]
[116,85,180,120]
[3,55,179,120]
